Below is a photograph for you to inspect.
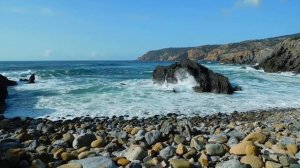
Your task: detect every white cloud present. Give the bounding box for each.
[237,0,261,7]
[43,49,53,58]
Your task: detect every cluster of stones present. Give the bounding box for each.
[1,108,300,168]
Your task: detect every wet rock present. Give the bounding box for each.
[153,60,236,94]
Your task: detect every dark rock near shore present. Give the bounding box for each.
[260,38,300,73]
[20,74,36,84]
[0,74,17,113]
[153,60,236,94]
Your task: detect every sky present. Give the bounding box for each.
[0,0,299,61]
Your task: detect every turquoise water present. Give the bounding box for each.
[0,61,300,119]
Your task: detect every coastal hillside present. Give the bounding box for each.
[138,33,300,64]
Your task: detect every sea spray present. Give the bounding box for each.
[160,68,199,92]
[1,61,300,119]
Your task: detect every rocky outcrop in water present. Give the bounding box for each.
[153,60,236,94]
[138,33,300,65]
[0,75,17,113]
[260,38,300,73]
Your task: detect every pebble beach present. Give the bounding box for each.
[1,108,300,168]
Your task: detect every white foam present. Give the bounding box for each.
[159,69,198,92]
[3,64,300,119]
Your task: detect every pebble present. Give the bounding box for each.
[63,133,74,144]
[176,143,188,155]
[198,152,209,167]
[71,156,117,168]
[243,132,267,144]
[169,159,192,168]
[117,158,130,166]
[206,144,225,156]
[145,130,161,145]
[31,159,47,168]
[265,161,282,168]
[159,146,176,160]
[174,134,186,144]
[2,108,300,168]
[90,136,103,148]
[78,151,96,159]
[240,156,263,168]
[230,141,254,155]
[72,134,96,149]
[57,163,83,168]
[124,145,147,161]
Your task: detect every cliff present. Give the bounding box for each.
[260,37,300,73]
[138,33,300,65]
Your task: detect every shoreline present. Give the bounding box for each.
[1,107,300,168]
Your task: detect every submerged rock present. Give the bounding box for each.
[152,60,236,94]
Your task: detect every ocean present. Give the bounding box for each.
[0,61,300,120]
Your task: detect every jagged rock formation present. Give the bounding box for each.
[138,33,300,65]
[153,60,236,94]
[260,37,300,73]
[0,75,17,113]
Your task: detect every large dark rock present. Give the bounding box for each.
[153,60,235,94]
[260,38,300,73]
[0,75,17,113]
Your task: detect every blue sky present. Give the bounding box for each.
[0,0,299,61]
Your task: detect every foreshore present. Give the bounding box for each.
[1,108,300,168]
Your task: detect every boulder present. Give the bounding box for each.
[153,60,236,94]
[72,134,96,149]
[260,38,300,73]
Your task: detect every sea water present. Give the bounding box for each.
[0,61,300,120]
